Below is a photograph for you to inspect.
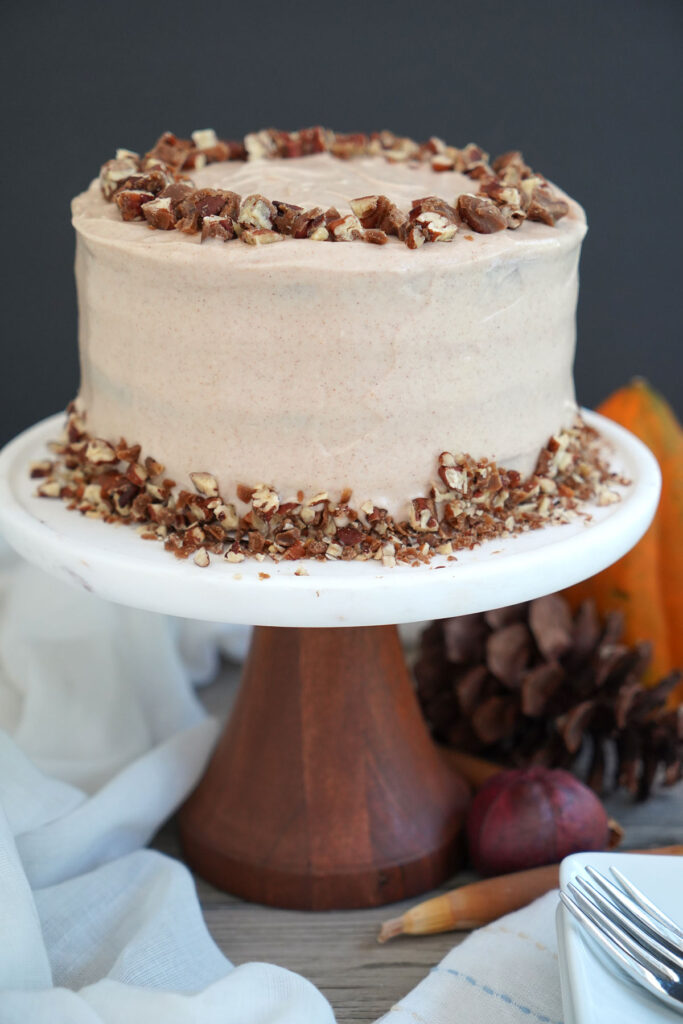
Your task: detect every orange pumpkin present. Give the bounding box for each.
[565,380,682,700]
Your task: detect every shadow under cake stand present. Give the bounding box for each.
[0,410,661,909]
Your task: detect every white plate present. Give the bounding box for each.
[557,852,683,1024]
[0,410,660,626]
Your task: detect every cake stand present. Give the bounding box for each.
[0,410,661,909]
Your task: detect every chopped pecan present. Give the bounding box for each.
[431,154,455,172]
[519,176,548,209]
[201,216,236,241]
[239,193,276,230]
[145,456,165,477]
[291,207,326,238]
[126,462,148,486]
[400,221,426,249]
[30,460,53,478]
[273,201,303,234]
[190,472,219,497]
[144,132,193,170]
[526,187,569,226]
[99,153,140,200]
[461,142,490,168]
[492,150,532,183]
[115,167,175,197]
[115,190,155,221]
[478,181,526,229]
[85,439,117,464]
[457,194,507,233]
[330,132,368,159]
[191,128,218,151]
[177,188,241,233]
[158,182,195,210]
[141,196,176,230]
[410,195,458,220]
[413,210,457,242]
[240,229,285,245]
[364,228,388,244]
[244,129,278,160]
[299,126,330,154]
[196,188,240,219]
[349,195,391,228]
[327,214,363,241]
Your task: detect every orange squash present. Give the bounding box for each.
[565,379,682,699]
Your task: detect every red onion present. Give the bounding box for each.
[466,767,609,876]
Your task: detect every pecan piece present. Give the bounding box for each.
[410,196,458,241]
[196,188,240,220]
[141,196,175,230]
[158,182,195,211]
[327,214,363,240]
[191,128,218,151]
[144,132,193,170]
[526,187,569,226]
[478,181,526,229]
[239,193,276,231]
[273,201,303,234]
[330,133,368,159]
[240,229,285,246]
[412,211,457,242]
[115,189,155,221]
[193,548,210,567]
[177,188,240,233]
[364,228,388,244]
[492,150,532,184]
[114,168,174,197]
[461,142,490,169]
[291,207,326,239]
[86,438,118,464]
[201,216,236,241]
[349,195,390,228]
[457,194,507,233]
[190,472,219,497]
[99,153,140,200]
[431,154,456,172]
[30,460,53,478]
[399,221,425,249]
[244,129,279,160]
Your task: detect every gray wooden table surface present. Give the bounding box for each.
[153,658,683,1024]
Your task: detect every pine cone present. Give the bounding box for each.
[415,595,682,800]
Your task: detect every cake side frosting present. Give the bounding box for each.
[72,149,586,516]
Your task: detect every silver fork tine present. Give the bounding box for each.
[566,883,679,983]
[610,865,683,943]
[575,876,683,973]
[586,865,683,954]
[559,890,678,1005]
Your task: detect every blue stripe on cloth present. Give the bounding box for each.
[430,966,563,1024]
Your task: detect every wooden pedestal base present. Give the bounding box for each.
[179,624,469,909]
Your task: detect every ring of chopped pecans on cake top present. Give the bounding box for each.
[100,127,570,250]
[33,408,624,569]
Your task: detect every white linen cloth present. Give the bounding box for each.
[0,543,334,1024]
[377,891,563,1024]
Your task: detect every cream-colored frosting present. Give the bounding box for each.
[71,152,587,515]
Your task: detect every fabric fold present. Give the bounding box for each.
[0,547,334,1024]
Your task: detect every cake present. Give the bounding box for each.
[35,127,619,566]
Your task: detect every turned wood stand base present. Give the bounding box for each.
[179,624,470,910]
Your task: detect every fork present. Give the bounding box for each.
[560,865,683,1015]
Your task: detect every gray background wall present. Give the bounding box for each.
[1,0,681,445]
